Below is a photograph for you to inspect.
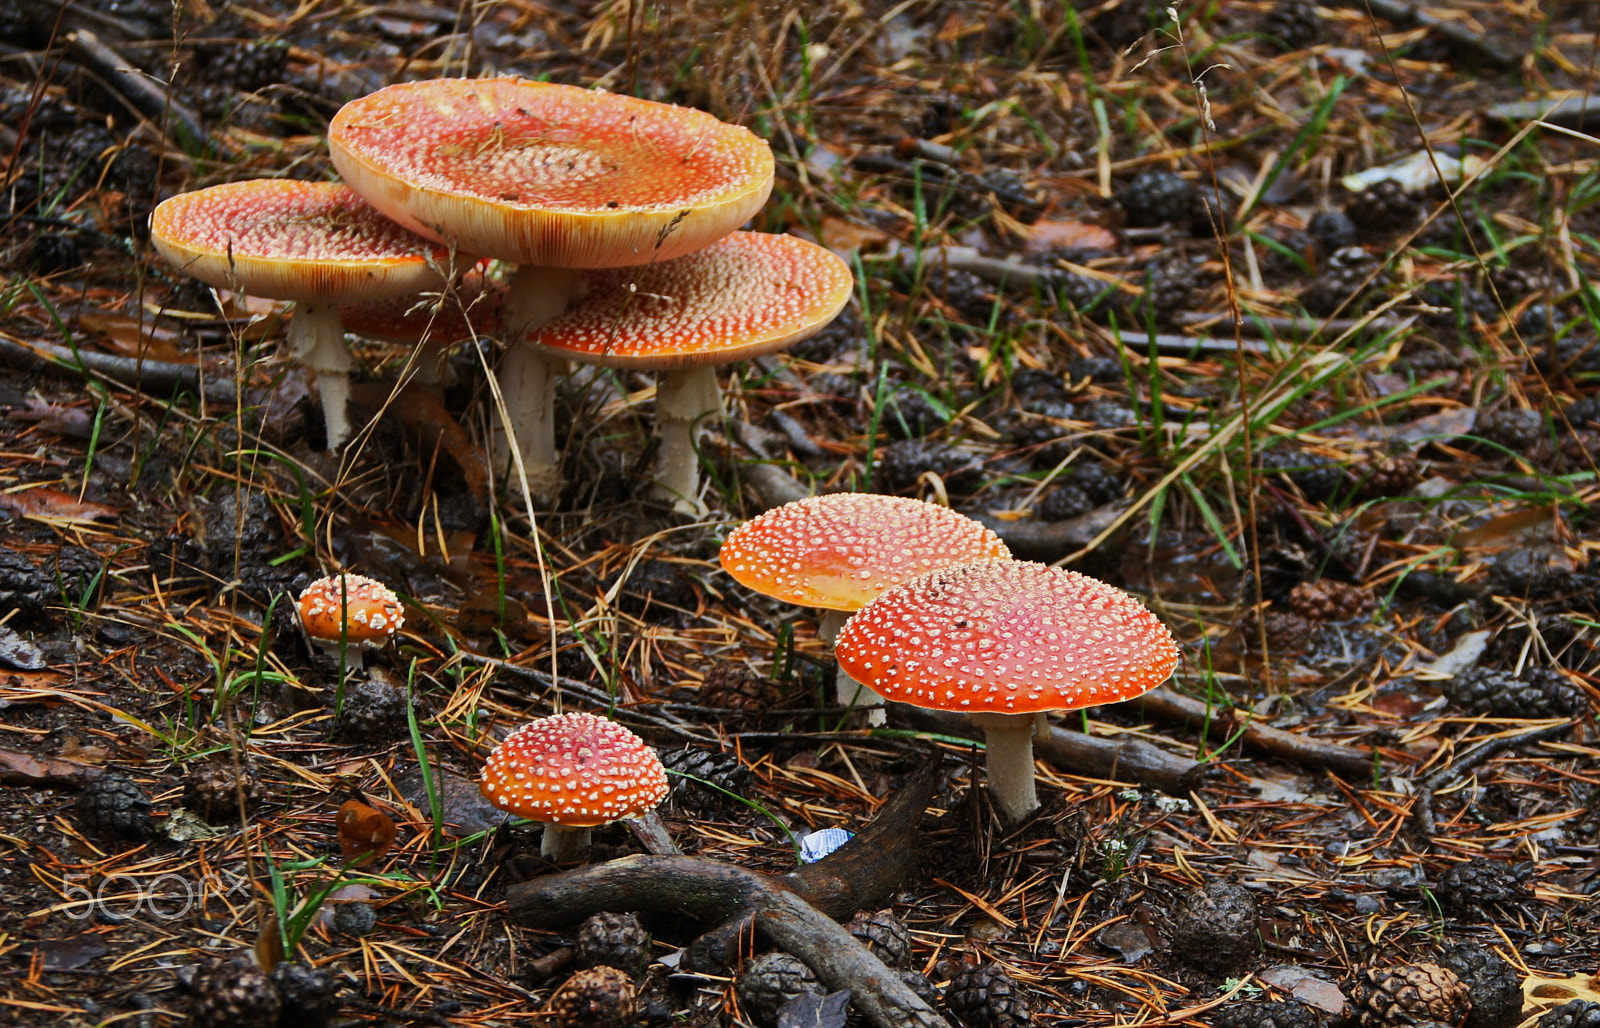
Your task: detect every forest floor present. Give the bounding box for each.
[0,0,1598,1026]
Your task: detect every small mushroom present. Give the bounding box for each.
[297,573,405,667]
[149,180,454,450]
[479,712,670,862]
[719,493,1010,724]
[835,559,1179,821]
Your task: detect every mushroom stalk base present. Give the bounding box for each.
[969,711,1040,822]
[493,265,581,498]
[835,667,887,726]
[290,303,356,451]
[540,824,593,862]
[652,367,723,514]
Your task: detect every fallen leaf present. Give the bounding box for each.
[1022,218,1117,254]
[1360,407,1477,450]
[395,768,509,836]
[19,935,108,971]
[818,216,893,254]
[336,799,397,867]
[0,625,47,670]
[1454,509,1557,550]
[0,746,95,787]
[1098,922,1154,963]
[1260,964,1348,1014]
[76,312,192,364]
[0,487,119,523]
[1525,973,1600,1014]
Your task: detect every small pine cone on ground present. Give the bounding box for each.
[1444,667,1585,720]
[1347,179,1422,238]
[270,961,339,1028]
[736,952,824,1026]
[1287,580,1375,621]
[76,772,155,841]
[186,957,282,1028]
[946,962,1031,1028]
[1474,408,1544,451]
[846,909,913,969]
[575,911,651,979]
[1238,608,1318,653]
[1353,453,1422,499]
[332,675,410,742]
[1167,882,1260,973]
[548,965,637,1028]
[1117,169,1200,229]
[184,762,269,821]
[1212,998,1329,1028]
[1349,964,1470,1028]
[1258,447,1347,503]
[1439,941,1524,1028]
[1302,246,1386,316]
[660,746,752,812]
[697,662,780,714]
[1435,858,1531,917]
[1259,0,1323,49]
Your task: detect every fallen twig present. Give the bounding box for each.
[1127,686,1380,778]
[506,759,948,1028]
[1336,0,1519,67]
[64,29,207,148]
[0,333,233,401]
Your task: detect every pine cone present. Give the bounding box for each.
[1038,483,1095,521]
[1212,999,1329,1028]
[1303,246,1385,316]
[1239,608,1318,653]
[575,912,651,979]
[549,965,637,1028]
[1167,882,1260,973]
[1435,859,1531,916]
[847,909,913,969]
[270,961,339,1028]
[1444,667,1585,719]
[660,746,752,812]
[332,676,410,742]
[1474,409,1543,451]
[874,440,984,493]
[1134,258,1206,324]
[1439,941,1523,1028]
[1349,964,1470,1028]
[697,662,780,714]
[187,958,282,1028]
[1287,580,1374,621]
[1348,179,1421,238]
[1310,208,1358,253]
[736,952,824,1026]
[1118,169,1199,228]
[76,772,154,841]
[184,762,269,822]
[936,269,1001,323]
[901,969,943,1009]
[1353,453,1421,499]
[1259,447,1347,503]
[946,962,1031,1028]
[1260,0,1323,48]
[0,548,51,622]
[1538,1001,1600,1028]
[885,386,951,439]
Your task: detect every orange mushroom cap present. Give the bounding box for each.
[328,78,774,268]
[149,180,452,302]
[720,493,1011,612]
[835,559,1179,715]
[479,712,669,827]
[528,232,853,370]
[297,573,405,646]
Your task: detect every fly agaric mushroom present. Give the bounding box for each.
[479,711,669,862]
[835,559,1179,821]
[719,493,1011,724]
[297,573,405,666]
[149,180,454,450]
[532,232,853,513]
[327,78,774,493]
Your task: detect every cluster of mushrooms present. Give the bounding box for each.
[150,77,853,510]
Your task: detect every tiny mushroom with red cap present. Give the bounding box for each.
[149,180,455,450]
[835,559,1179,821]
[479,711,670,862]
[533,232,853,512]
[719,493,1011,724]
[297,573,405,667]
[328,77,775,493]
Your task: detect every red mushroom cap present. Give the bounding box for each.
[720,493,1011,612]
[479,712,669,827]
[149,180,452,302]
[528,232,853,370]
[835,559,1179,714]
[297,573,405,646]
[328,78,774,268]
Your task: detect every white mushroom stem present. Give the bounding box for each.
[540,823,593,862]
[969,711,1042,822]
[494,265,582,497]
[410,335,457,388]
[288,301,355,451]
[817,610,887,725]
[653,366,724,514]
[307,636,367,671]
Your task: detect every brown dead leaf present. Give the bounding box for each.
[77,312,193,364]
[0,487,119,522]
[336,799,397,867]
[817,216,894,254]
[1022,218,1118,254]
[0,745,96,787]
[1454,508,1559,551]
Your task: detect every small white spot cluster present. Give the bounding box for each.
[480,711,669,827]
[157,181,440,263]
[835,558,1179,714]
[720,493,1010,611]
